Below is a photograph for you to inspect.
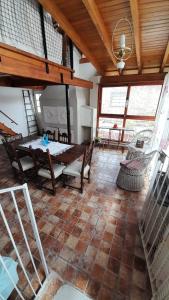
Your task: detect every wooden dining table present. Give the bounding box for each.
[17,136,85,165]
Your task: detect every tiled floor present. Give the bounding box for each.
[0,145,151,300]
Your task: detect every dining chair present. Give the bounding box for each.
[58,129,69,144]
[2,139,34,182]
[42,129,56,141]
[30,147,65,195]
[62,141,94,193]
[4,133,23,143]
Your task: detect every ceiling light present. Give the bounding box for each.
[112,18,133,71]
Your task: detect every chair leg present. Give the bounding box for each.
[88,170,91,183]
[80,177,84,193]
[62,174,66,187]
[51,179,56,195]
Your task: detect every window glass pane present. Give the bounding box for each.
[35,93,41,101]
[98,117,123,140]
[101,87,127,114]
[128,85,162,116]
[37,107,41,113]
[125,119,155,134]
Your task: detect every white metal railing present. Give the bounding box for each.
[139,150,169,300]
[0,183,49,299]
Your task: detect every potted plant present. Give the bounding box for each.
[94,136,101,146]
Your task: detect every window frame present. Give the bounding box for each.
[97,82,163,142]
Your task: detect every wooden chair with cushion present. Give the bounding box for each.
[30,147,65,195]
[4,133,23,143]
[58,129,69,144]
[42,129,56,141]
[2,139,34,182]
[62,141,94,193]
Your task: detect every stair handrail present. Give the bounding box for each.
[0,110,18,125]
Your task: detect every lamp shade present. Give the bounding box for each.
[120,34,125,48]
[116,60,125,70]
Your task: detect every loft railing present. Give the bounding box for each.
[0,0,74,70]
[0,110,18,125]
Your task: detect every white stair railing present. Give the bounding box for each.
[139,150,169,300]
[0,183,49,299]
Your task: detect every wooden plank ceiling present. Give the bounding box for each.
[39,0,169,76]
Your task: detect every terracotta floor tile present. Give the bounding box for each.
[75,240,88,255]
[103,270,117,290]
[103,231,113,243]
[86,279,101,299]
[0,147,151,300]
[65,235,79,250]
[110,245,122,261]
[74,270,89,290]
[91,263,105,282]
[63,264,77,283]
[95,250,109,268]
[108,257,120,275]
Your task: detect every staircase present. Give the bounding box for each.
[0,122,17,137]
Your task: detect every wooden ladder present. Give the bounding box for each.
[22,90,38,136]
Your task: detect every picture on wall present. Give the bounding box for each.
[43,106,73,125]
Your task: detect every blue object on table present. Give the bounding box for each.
[41,134,49,146]
[0,256,19,299]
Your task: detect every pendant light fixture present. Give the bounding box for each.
[112,18,133,71]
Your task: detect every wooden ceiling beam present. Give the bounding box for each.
[79,57,90,64]
[82,0,116,69]
[101,73,165,86]
[160,41,169,72]
[129,0,142,73]
[38,0,102,74]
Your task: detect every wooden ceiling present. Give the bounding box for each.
[38,0,169,76]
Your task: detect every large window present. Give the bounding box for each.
[98,84,162,143]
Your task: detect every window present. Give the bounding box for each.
[101,87,127,114]
[127,85,161,116]
[35,93,42,113]
[98,84,162,143]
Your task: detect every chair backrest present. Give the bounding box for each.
[29,147,55,179]
[132,129,153,145]
[4,133,23,143]
[42,129,56,141]
[126,150,157,171]
[2,139,23,170]
[58,130,69,144]
[81,141,94,175]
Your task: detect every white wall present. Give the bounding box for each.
[39,48,98,144]
[0,87,28,137]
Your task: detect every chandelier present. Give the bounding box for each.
[112,18,133,71]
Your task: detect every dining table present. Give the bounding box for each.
[17,136,85,165]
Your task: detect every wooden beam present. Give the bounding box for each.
[160,41,169,72]
[79,57,90,64]
[129,0,142,73]
[82,0,116,68]
[101,73,165,86]
[38,0,102,74]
